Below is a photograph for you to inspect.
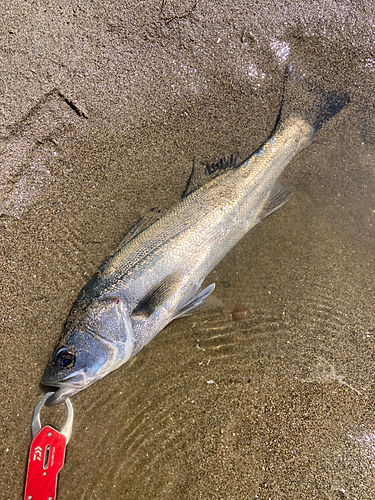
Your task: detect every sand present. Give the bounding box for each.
[1,1,375,498]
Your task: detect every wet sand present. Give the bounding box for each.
[1,1,375,499]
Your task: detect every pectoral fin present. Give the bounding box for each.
[132,272,181,319]
[132,275,216,321]
[261,181,293,220]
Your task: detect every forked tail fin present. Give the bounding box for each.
[306,90,349,133]
[276,65,350,136]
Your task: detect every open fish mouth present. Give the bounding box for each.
[42,373,86,406]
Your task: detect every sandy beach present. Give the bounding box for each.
[1,1,375,498]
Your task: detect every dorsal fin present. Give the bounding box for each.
[205,153,238,175]
[115,207,162,253]
[182,162,200,198]
[182,153,239,199]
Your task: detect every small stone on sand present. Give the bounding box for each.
[232,307,248,321]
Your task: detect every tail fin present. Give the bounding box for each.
[278,65,349,135]
[306,91,349,133]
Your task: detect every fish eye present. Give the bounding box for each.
[55,347,75,369]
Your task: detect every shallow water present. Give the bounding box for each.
[1,1,375,499]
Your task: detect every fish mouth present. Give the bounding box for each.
[43,373,86,406]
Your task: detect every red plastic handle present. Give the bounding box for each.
[24,426,67,500]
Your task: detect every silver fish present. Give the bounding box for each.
[42,86,348,405]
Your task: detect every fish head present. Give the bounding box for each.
[42,297,133,405]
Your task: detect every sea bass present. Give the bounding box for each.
[42,86,348,405]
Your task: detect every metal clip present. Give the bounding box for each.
[31,392,74,443]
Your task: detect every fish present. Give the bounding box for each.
[42,75,349,405]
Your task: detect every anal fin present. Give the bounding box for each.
[261,181,293,220]
[173,282,216,319]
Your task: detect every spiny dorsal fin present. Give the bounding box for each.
[261,181,293,220]
[182,162,200,198]
[205,153,238,175]
[115,207,162,253]
[182,154,239,199]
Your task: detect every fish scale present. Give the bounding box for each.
[42,84,349,406]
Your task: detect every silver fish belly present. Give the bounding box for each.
[42,91,348,405]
